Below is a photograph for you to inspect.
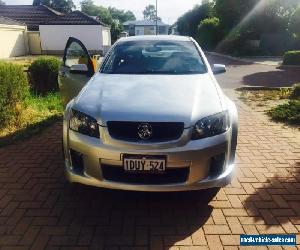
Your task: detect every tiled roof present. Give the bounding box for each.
[0,5,108,31]
[44,11,108,26]
[0,5,59,31]
[0,16,26,26]
[123,19,168,26]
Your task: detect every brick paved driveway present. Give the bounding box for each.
[0,91,299,250]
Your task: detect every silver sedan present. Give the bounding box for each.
[59,35,238,192]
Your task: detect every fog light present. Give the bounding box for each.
[209,153,225,177]
[70,149,84,175]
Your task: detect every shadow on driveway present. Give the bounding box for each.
[243,68,300,87]
[243,162,300,229]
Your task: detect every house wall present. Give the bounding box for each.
[0,24,27,58]
[27,31,42,55]
[135,26,145,35]
[101,26,111,54]
[39,25,110,55]
[133,25,169,36]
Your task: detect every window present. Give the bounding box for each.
[65,41,89,68]
[101,40,207,75]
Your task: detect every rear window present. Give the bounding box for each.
[101,40,207,75]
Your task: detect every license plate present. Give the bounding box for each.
[123,155,166,173]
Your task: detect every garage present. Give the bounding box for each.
[0,17,28,58]
[39,11,111,55]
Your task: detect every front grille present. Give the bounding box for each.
[107,121,184,143]
[102,165,189,185]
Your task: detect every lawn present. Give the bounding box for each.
[0,92,63,146]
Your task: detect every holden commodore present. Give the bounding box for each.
[59,35,238,192]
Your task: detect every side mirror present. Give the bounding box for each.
[212,64,226,75]
[70,64,88,74]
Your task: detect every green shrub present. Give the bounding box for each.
[283,50,300,65]
[28,56,61,95]
[290,83,300,99]
[268,100,300,125]
[197,17,221,50]
[0,61,29,128]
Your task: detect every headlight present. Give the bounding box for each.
[69,109,100,138]
[191,111,229,140]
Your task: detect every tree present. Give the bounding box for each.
[289,5,300,36]
[80,0,113,25]
[177,2,214,37]
[81,0,136,42]
[0,0,5,5]
[215,0,300,35]
[108,7,136,23]
[197,17,221,50]
[143,4,161,21]
[111,20,123,43]
[32,0,75,13]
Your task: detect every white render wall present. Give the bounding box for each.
[39,25,110,53]
[135,26,144,35]
[0,24,27,58]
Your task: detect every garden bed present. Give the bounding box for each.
[0,57,63,147]
[237,85,300,126]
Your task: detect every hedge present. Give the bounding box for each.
[28,56,61,95]
[0,61,29,128]
[197,17,221,50]
[283,51,300,65]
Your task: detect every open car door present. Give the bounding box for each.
[59,37,95,105]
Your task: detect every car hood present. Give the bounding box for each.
[73,73,223,127]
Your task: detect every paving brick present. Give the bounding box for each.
[191,228,207,246]
[164,236,193,246]
[135,226,148,246]
[242,225,259,234]
[220,235,240,246]
[276,217,299,234]
[272,195,290,208]
[259,209,279,225]
[211,209,226,225]
[256,225,285,234]
[227,195,243,208]
[222,209,248,217]
[206,235,223,250]
[203,225,231,235]
[226,217,245,234]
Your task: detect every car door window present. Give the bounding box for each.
[65,41,89,68]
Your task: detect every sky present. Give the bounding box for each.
[4,0,202,24]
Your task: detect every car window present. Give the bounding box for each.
[65,41,89,68]
[101,40,207,75]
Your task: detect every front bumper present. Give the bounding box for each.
[63,118,236,191]
[65,161,235,192]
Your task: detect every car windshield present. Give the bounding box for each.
[101,40,207,75]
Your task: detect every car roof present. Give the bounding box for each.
[117,35,192,43]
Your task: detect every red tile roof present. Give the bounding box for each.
[0,5,108,31]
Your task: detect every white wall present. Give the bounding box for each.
[135,26,144,36]
[39,25,110,53]
[0,24,27,58]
